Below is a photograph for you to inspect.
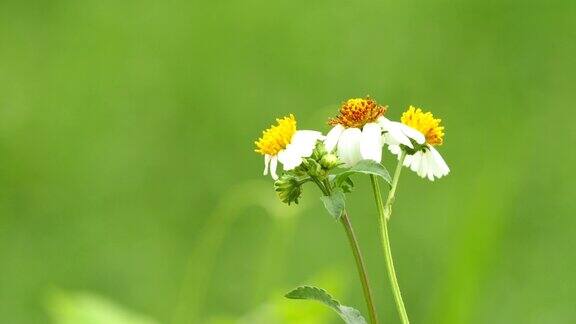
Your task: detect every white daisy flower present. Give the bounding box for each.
[255,114,324,180]
[386,106,450,181]
[324,97,424,167]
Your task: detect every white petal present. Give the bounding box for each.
[424,149,441,180]
[399,124,425,144]
[324,125,345,152]
[417,151,429,178]
[274,130,324,172]
[263,154,271,176]
[429,146,450,177]
[385,122,413,148]
[403,153,413,167]
[379,116,425,146]
[377,116,391,125]
[360,123,383,162]
[270,155,279,180]
[408,151,421,172]
[424,151,436,181]
[337,128,363,167]
[427,169,435,181]
[387,144,401,155]
[382,133,397,146]
[288,130,324,157]
[379,118,400,145]
[377,117,391,131]
[277,149,303,171]
[292,130,325,143]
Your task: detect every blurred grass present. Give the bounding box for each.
[1,0,575,323]
[172,180,303,322]
[46,290,160,324]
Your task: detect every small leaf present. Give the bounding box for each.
[334,160,391,188]
[338,305,367,324]
[320,189,345,220]
[285,286,367,324]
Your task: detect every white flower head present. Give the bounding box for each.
[324,98,387,167]
[255,114,324,180]
[325,97,426,168]
[386,106,450,181]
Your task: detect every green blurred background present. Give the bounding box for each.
[1,0,575,323]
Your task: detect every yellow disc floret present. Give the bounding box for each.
[401,106,445,145]
[254,114,297,155]
[329,97,387,128]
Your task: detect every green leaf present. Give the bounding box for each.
[320,189,345,220]
[334,160,391,188]
[285,286,367,324]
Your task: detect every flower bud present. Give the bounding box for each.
[302,158,326,178]
[310,141,328,161]
[274,173,303,205]
[320,153,340,170]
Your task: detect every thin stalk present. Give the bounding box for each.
[384,152,406,220]
[340,210,379,324]
[314,178,379,324]
[370,151,409,324]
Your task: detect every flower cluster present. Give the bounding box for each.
[254,97,450,203]
[253,96,451,324]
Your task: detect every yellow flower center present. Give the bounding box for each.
[328,97,387,128]
[254,114,297,155]
[401,106,445,146]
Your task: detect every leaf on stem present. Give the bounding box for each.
[320,189,346,220]
[334,160,391,188]
[285,286,367,324]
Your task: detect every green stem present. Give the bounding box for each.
[385,152,406,219]
[370,152,409,324]
[340,210,379,324]
[314,177,379,324]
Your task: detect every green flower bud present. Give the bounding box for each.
[302,158,326,178]
[310,141,328,161]
[274,173,303,205]
[320,153,340,170]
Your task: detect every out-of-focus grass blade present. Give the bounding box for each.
[45,290,159,324]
